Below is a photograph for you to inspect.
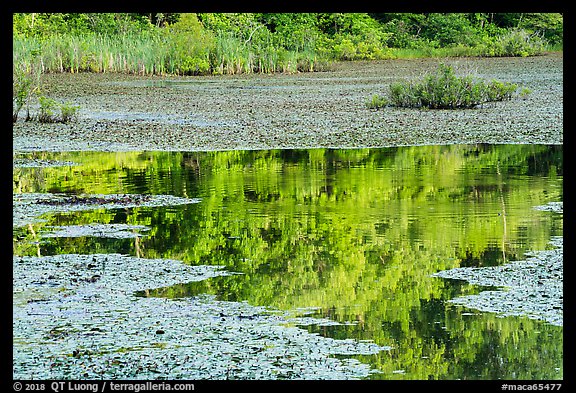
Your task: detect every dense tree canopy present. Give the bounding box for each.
[13,13,563,46]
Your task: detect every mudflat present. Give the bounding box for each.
[13,53,562,152]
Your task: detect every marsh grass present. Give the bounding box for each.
[14,31,329,76]
[14,26,549,78]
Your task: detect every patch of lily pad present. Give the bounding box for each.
[13,193,201,228]
[13,191,390,379]
[533,201,563,213]
[13,253,389,380]
[432,237,562,326]
[13,157,77,168]
[431,202,562,326]
[41,223,150,239]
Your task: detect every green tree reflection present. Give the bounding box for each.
[13,144,563,379]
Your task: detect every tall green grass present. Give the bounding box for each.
[14,33,172,75]
[12,26,552,77]
[13,32,326,76]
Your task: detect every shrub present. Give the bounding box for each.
[37,95,80,123]
[59,101,81,122]
[368,63,527,110]
[13,61,41,122]
[493,29,547,57]
[37,95,58,122]
[332,37,357,60]
[166,13,215,75]
[13,68,33,122]
[365,94,389,109]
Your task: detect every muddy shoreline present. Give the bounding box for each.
[13,54,562,153]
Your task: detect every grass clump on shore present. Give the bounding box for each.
[367,63,531,110]
[13,61,80,123]
[37,96,80,123]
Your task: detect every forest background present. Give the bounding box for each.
[13,12,563,76]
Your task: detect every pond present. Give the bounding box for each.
[13,144,563,380]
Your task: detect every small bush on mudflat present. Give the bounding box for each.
[59,101,81,123]
[365,94,389,109]
[37,95,80,123]
[13,63,41,122]
[368,63,527,110]
[14,58,80,123]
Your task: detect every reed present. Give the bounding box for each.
[13,30,327,76]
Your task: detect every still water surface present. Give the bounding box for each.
[13,144,563,379]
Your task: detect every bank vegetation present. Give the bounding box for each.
[13,13,563,76]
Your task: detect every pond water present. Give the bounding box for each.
[13,144,563,380]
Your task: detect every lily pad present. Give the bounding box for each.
[13,253,389,380]
[41,224,151,239]
[13,193,200,228]
[432,236,563,326]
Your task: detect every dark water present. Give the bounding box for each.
[13,144,563,380]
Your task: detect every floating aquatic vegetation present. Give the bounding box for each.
[533,201,563,213]
[12,188,389,379]
[12,193,201,228]
[41,223,150,239]
[13,253,389,380]
[13,158,77,167]
[432,236,563,326]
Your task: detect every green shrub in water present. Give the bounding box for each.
[38,95,80,123]
[13,62,41,122]
[37,95,59,123]
[59,101,81,123]
[365,94,390,109]
[368,63,527,110]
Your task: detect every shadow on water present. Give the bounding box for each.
[13,144,563,380]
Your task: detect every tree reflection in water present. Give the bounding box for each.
[13,144,563,379]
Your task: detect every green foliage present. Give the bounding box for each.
[370,63,525,110]
[12,55,43,122]
[37,95,58,122]
[493,29,547,57]
[13,66,35,122]
[13,145,563,379]
[59,101,81,123]
[37,95,80,123]
[13,45,81,123]
[12,13,155,37]
[365,93,389,109]
[12,13,562,77]
[166,13,214,75]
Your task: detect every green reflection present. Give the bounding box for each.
[13,144,563,380]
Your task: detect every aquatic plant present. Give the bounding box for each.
[37,95,58,122]
[58,101,81,123]
[367,63,526,109]
[13,50,81,123]
[37,95,80,123]
[12,60,41,122]
[365,93,389,109]
[13,67,33,122]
